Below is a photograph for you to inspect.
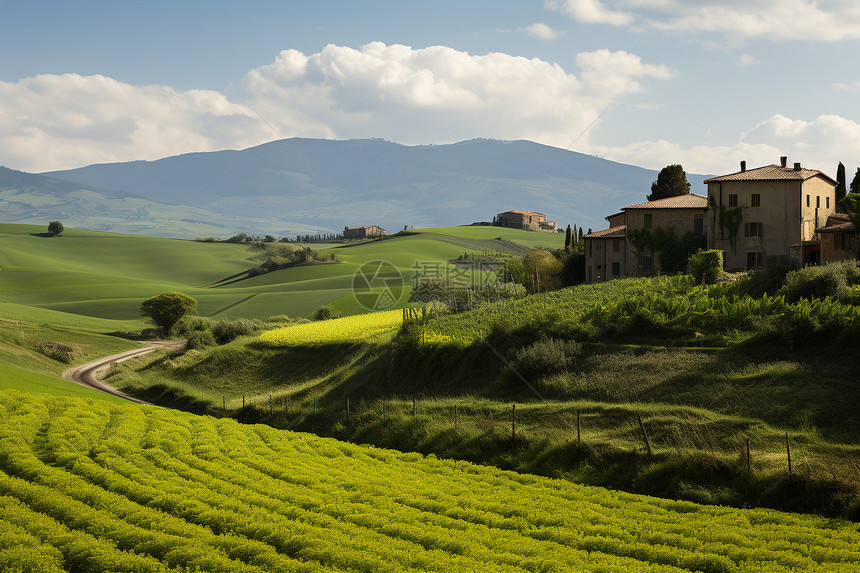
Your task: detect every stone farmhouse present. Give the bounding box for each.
[584,157,849,283]
[343,225,387,240]
[495,210,558,232]
[705,158,837,269]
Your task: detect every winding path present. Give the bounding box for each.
[62,341,185,405]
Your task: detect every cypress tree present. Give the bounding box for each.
[836,162,847,203]
[578,227,583,242]
[565,225,572,249]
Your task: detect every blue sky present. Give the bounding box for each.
[2,0,859,176]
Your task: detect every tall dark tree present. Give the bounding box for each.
[835,162,847,203]
[850,167,860,196]
[647,164,691,202]
[577,227,583,242]
[564,224,572,249]
[572,224,578,244]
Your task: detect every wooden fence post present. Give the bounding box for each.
[786,432,792,475]
[512,404,516,439]
[637,413,652,456]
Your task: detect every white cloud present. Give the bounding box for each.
[592,114,860,175]
[0,73,270,172]
[549,0,634,26]
[834,81,860,91]
[737,54,757,67]
[524,22,563,41]
[551,1,860,42]
[243,42,676,152]
[0,43,677,172]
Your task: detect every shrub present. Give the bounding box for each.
[212,319,260,344]
[36,341,77,363]
[687,249,723,285]
[513,338,581,378]
[175,316,212,337]
[780,263,850,302]
[313,305,341,321]
[186,330,216,349]
[741,255,797,297]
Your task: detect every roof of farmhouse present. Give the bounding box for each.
[622,194,708,210]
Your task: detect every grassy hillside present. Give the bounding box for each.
[0,223,561,320]
[2,389,858,572]
[107,272,860,518]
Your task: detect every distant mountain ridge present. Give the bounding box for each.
[13,138,707,238]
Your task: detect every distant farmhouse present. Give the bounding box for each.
[493,210,558,232]
[584,157,854,283]
[343,225,387,240]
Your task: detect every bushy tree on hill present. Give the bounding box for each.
[647,165,690,202]
[47,221,64,236]
[140,292,198,336]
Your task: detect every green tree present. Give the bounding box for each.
[647,164,691,202]
[140,292,198,336]
[564,224,572,249]
[836,162,847,203]
[47,221,64,236]
[850,167,860,195]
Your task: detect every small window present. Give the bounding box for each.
[644,213,653,230]
[747,252,763,269]
[816,196,821,208]
[744,222,763,237]
[806,195,810,207]
[751,194,760,207]
[612,238,620,252]
[728,194,738,207]
[694,214,704,235]
[612,262,620,276]
[826,197,830,209]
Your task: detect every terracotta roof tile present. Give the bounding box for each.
[583,225,627,239]
[622,193,708,210]
[817,221,855,233]
[704,164,836,184]
[502,210,545,217]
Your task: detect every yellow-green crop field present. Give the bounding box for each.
[258,309,403,346]
[1,390,859,572]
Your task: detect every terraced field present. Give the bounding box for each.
[1,390,858,572]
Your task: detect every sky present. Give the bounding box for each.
[2,0,860,177]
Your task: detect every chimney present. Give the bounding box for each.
[740,160,746,172]
[780,156,788,168]
[794,162,801,171]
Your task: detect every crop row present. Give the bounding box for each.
[0,390,858,572]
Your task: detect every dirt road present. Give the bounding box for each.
[62,341,185,405]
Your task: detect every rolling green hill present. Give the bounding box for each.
[0,223,561,321]
[0,222,560,398]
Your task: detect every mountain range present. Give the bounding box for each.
[1,138,708,239]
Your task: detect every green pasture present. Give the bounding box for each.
[0,223,544,322]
